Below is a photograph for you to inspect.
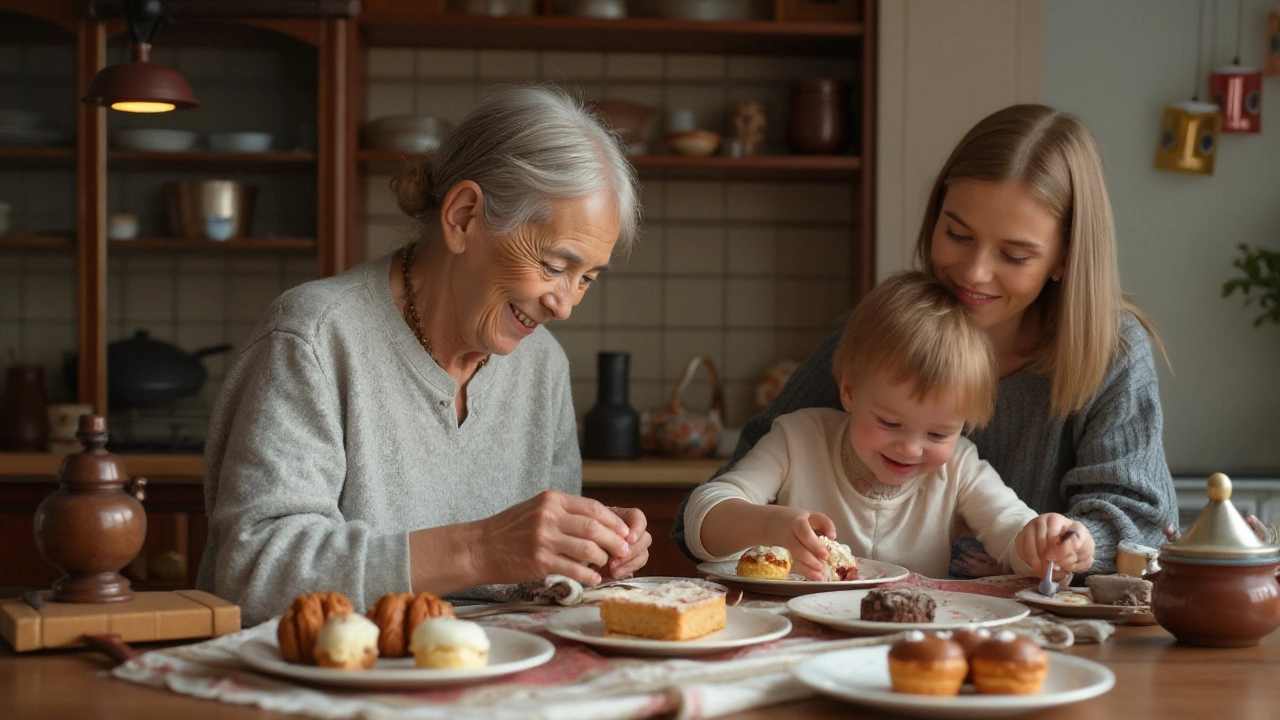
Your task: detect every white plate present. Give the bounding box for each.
[787,589,1029,635]
[1014,588,1156,625]
[544,606,791,657]
[237,627,554,689]
[696,557,910,596]
[794,645,1114,718]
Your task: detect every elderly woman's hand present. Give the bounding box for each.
[478,490,636,586]
[600,506,652,580]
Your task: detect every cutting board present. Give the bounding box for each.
[0,589,240,652]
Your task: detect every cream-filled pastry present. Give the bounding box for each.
[409,616,490,670]
[313,612,379,670]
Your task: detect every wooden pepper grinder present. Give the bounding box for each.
[33,415,147,603]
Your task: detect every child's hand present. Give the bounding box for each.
[765,507,836,581]
[1016,513,1094,578]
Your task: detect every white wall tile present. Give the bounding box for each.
[226,275,283,322]
[639,179,664,220]
[416,84,478,124]
[664,181,724,220]
[724,330,776,382]
[726,182,785,221]
[616,225,663,276]
[368,48,416,79]
[779,183,854,223]
[777,329,830,363]
[564,280,603,326]
[661,332,724,389]
[605,53,663,80]
[22,272,74,321]
[723,379,757,427]
[777,227,849,277]
[366,81,416,120]
[602,330,662,381]
[548,327,603,380]
[727,226,776,274]
[629,380,665,416]
[603,277,662,326]
[541,52,604,80]
[726,278,776,328]
[776,279,831,328]
[415,49,477,79]
[478,51,540,80]
[664,224,724,274]
[176,276,227,322]
[122,275,174,323]
[662,278,723,327]
[665,54,726,80]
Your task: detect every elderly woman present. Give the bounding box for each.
[198,85,651,625]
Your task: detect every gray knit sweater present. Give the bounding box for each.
[196,253,580,626]
[671,313,1179,574]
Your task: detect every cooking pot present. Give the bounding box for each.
[64,331,232,408]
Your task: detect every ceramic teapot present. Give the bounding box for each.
[1150,472,1280,647]
[643,355,724,459]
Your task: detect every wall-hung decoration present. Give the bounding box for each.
[1267,12,1280,76]
[1210,64,1262,132]
[1155,101,1221,175]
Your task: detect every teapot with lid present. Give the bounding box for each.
[1150,472,1280,647]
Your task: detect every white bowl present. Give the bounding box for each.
[208,132,273,153]
[112,128,198,152]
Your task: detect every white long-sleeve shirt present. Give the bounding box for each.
[683,408,1037,578]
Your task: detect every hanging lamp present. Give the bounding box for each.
[1156,0,1220,175]
[1209,1,1261,133]
[81,0,199,113]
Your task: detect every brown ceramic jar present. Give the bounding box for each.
[33,415,147,603]
[0,364,50,451]
[785,77,851,155]
[1150,473,1280,647]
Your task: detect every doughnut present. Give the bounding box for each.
[887,630,968,695]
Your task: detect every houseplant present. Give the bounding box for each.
[1222,243,1280,327]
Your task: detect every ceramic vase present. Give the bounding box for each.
[582,352,640,459]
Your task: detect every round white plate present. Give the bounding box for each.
[794,645,1114,718]
[696,557,910,596]
[1014,588,1156,625]
[544,606,791,657]
[787,589,1029,635]
[237,627,554,689]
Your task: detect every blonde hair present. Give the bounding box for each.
[914,104,1166,418]
[832,271,997,429]
[390,84,640,255]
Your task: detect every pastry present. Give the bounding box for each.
[599,580,727,641]
[1052,591,1091,605]
[949,626,991,684]
[970,630,1049,695]
[409,616,490,670]
[821,537,860,581]
[860,587,936,623]
[1086,574,1153,606]
[277,591,355,665]
[367,591,455,658]
[887,630,967,695]
[736,545,792,579]
[314,612,380,670]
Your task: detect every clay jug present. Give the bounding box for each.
[33,415,148,603]
[582,351,641,459]
[0,364,50,451]
[645,355,725,459]
[786,77,852,155]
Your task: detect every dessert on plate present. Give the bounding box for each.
[970,630,1049,695]
[887,630,967,695]
[860,586,936,623]
[821,537,860,581]
[367,591,455,657]
[736,545,793,579]
[949,626,991,684]
[409,616,491,669]
[314,612,380,670]
[1086,574,1153,606]
[599,580,727,641]
[277,591,355,665]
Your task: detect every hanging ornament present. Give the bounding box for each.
[1156,0,1221,175]
[1266,11,1280,76]
[1209,0,1261,132]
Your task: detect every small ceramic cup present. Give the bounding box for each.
[47,403,94,445]
[107,213,138,240]
[203,215,234,241]
[1116,539,1159,576]
[666,108,696,133]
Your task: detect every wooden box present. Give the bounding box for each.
[775,0,861,23]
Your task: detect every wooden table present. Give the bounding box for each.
[3,624,1277,719]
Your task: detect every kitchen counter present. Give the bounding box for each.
[0,452,722,487]
[4,623,1277,718]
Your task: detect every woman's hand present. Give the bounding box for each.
[600,506,652,581]
[1016,513,1095,578]
[475,490,634,586]
[764,507,836,581]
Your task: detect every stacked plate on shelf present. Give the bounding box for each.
[0,109,63,148]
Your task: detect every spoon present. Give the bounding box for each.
[1038,559,1059,597]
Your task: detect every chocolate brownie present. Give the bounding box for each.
[860,587,937,623]
[1086,574,1153,607]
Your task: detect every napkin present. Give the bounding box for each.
[446,574,584,606]
[1004,612,1115,649]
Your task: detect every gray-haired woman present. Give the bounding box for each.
[198,85,650,626]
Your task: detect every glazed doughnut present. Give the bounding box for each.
[314,612,380,670]
[948,626,991,684]
[277,591,354,665]
[736,545,792,579]
[887,630,968,696]
[971,630,1049,695]
[366,591,455,658]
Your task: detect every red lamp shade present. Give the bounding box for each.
[81,43,199,113]
[1209,64,1261,133]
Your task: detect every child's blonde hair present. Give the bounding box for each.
[832,271,997,429]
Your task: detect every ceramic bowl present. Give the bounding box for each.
[208,132,273,153]
[664,130,722,157]
[112,128,197,152]
[591,100,656,146]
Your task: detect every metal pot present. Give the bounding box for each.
[64,331,232,408]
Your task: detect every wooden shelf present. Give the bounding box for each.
[358,149,860,181]
[0,233,73,250]
[0,147,75,169]
[359,14,861,55]
[108,150,317,170]
[109,237,316,252]
[0,453,205,480]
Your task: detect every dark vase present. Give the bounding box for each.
[1,364,50,451]
[785,77,852,155]
[582,351,640,460]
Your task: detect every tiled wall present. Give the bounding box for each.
[362,48,859,427]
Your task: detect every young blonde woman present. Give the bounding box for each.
[674,104,1179,577]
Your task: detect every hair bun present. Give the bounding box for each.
[389,153,436,221]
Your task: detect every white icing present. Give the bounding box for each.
[745,545,791,562]
[608,580,723,610]
[820,537,859,580]
[994,630,1017,643]
[314,613,379,663]
[410,617,491,653]
[903,629,926,642]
